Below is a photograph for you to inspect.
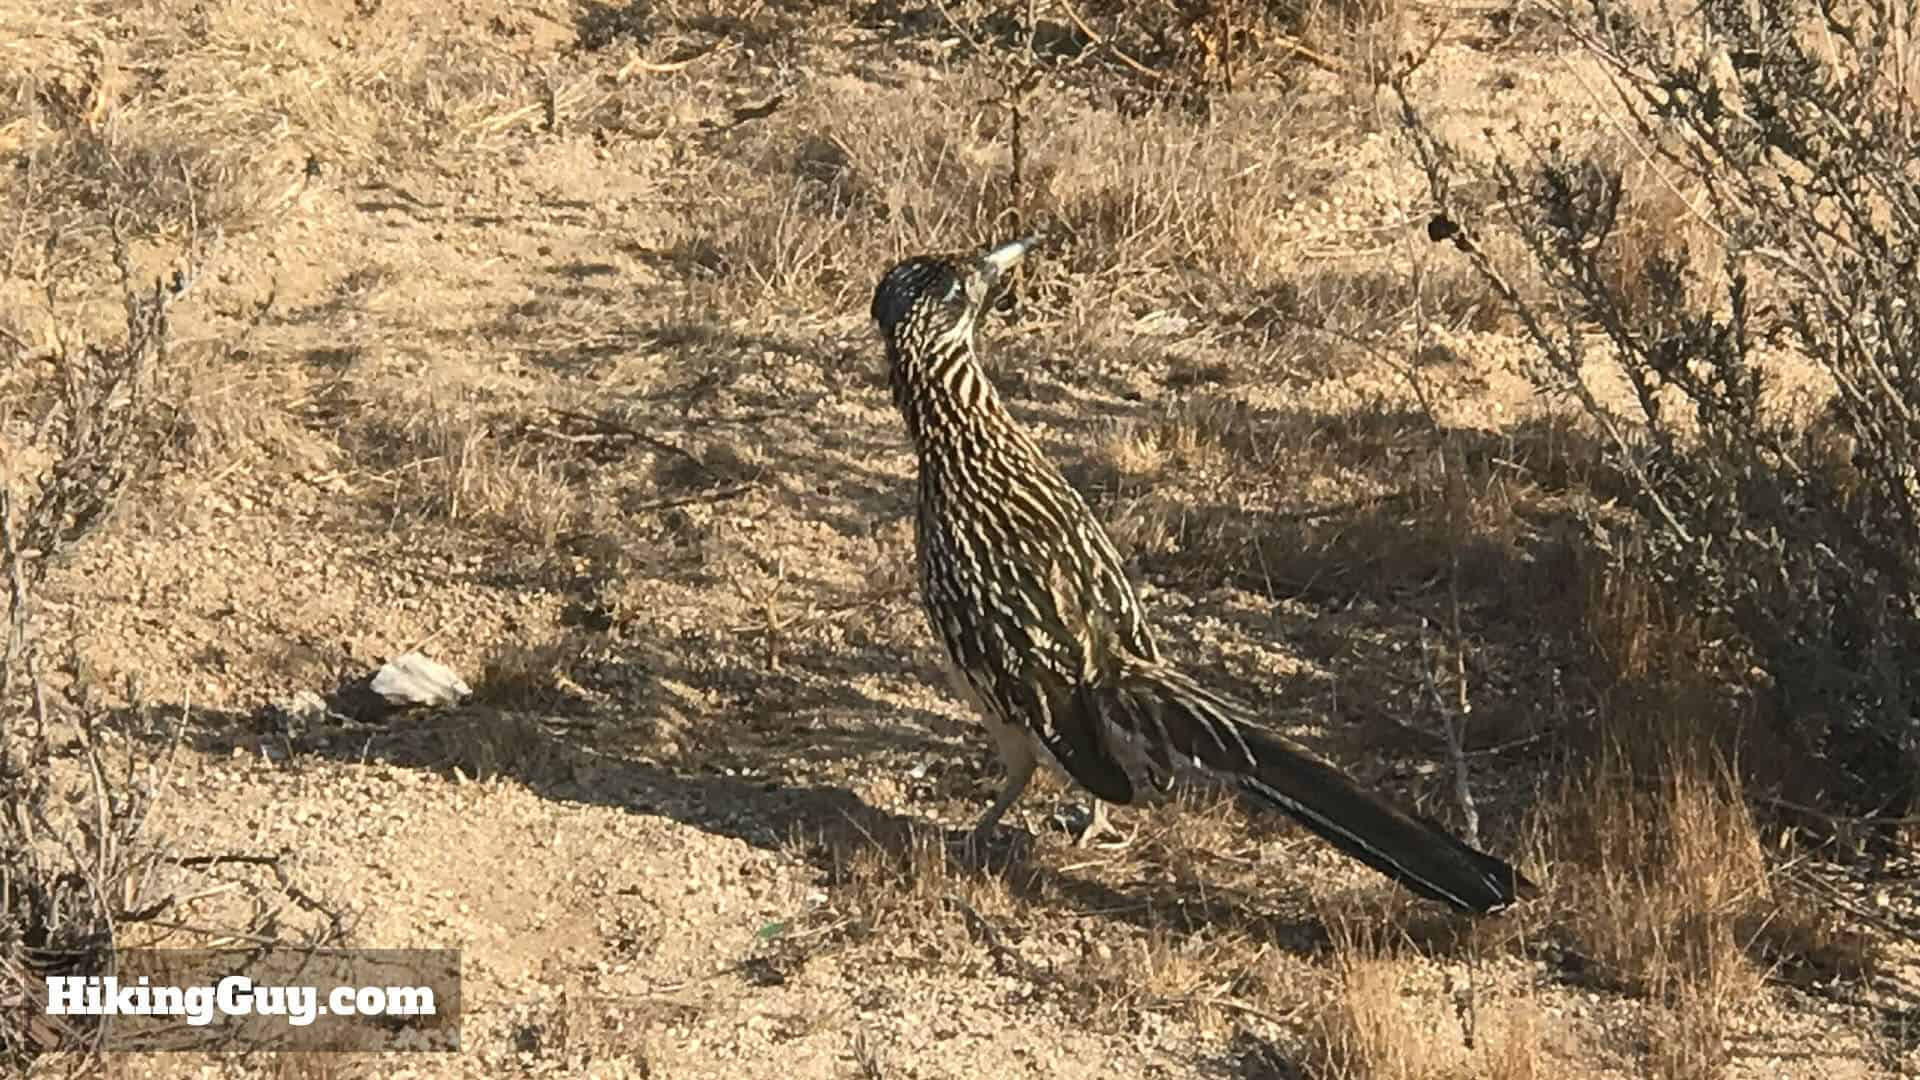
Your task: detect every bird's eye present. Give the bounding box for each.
[943,278,962,302]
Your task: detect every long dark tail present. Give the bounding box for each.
[1088,662,1535,915]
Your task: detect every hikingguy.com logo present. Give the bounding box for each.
[27,949,461,1052]
[46,972,437,1029]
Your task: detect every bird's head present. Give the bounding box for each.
[870,237,1034,359]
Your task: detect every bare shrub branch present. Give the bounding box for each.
[1399,0,1920,813]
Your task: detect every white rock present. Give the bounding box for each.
[369,651,471,707]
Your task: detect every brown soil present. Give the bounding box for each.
[5,0,1916,1077]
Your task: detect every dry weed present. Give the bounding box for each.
[1551,744,1767,1003]
[819,819,1021,946]
[347,397,582,546]
[499,986,666,1077]
[1595,152,1724,324]
[3,0,557,251]
[159,352,339,475]
[1305,925,1556,1079]
[423,709,567,786]
[478,632,602,708]
[1305,899,1574,1076]
[680,73,1316,333]
[1069,923,1280,1034]
[1306,942,1445,1080]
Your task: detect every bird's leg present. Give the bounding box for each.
[966,719,1039,851]
[1073,799,1135,850]
[972,741,1037,841]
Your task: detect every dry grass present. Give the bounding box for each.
[1548,745,1770,1001]
[1522,554,1881,1077]
[494,986,666,1077]
[1594,154,1724,324]
[1303,941,1549,1079]
[2,0,557,253]
[1,0,620,555]
[825,819,1021,929]
[157,344,340,475]
[1066,921,1295,1034]
[400,709,570,787]
[804,788,1329,1035]
[477,631,603,708]
[679,77,1318,338]
[1078,301,1893,1075]
[1024,96,1307,282]
[4,0,1908,1074]
[332,394,582,544]
[1098,397,1578,618]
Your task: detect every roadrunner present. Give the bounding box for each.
[870,238,1534,915]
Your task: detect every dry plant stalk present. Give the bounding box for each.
[2,185,216,1067]
[1398,0,1920,814]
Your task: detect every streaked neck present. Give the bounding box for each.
[889,336,1017,452]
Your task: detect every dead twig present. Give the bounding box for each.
[1435,575,1483,849]
[542,407,712,474]
[722,93,785,127]
[1268,32,1350,77]
[851,1027,888,1080]
[629,482,756,514]
[615,38,734,80]
[1781,866,1920,946]
[1151,992,1304,1028]
[1057,0,1168,84]
[175,852,287,870]
[1760,797,1920,830]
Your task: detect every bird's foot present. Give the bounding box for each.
[1076,823,1135,850]
[1056,803,1134,851]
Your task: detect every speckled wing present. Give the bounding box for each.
[1038,481,1182,793]
[917,474,1142,806]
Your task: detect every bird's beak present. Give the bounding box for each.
[977,236,1037,285]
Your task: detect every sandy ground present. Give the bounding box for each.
[4,0,1917,1076]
